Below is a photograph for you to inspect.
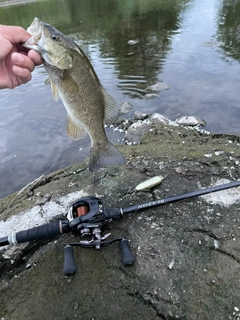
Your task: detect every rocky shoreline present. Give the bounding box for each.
[1,118,240,320]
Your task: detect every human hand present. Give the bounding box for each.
[0,25,43,89]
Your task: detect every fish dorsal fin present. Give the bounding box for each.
[101,86,119,125]
[49,80,59,101]
[67,115,87,140]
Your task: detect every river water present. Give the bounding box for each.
[0,0,240,198]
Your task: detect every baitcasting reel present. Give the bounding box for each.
[63,197,136,276]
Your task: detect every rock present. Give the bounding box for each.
[147,81,171,92]
[144,93,159,99]
[119,102,133,115]
[118,113,170,141]
[1,124,240,320]
[175,167,183,174]
[133,111,148,120]
[116,118,134,131]
[204,154,213,158]
[124,120,151,144]
[215,151,224,156]
[35,193,52,206]
[128,39,139,45]
[149,113,170,125]
[176,115,206,126]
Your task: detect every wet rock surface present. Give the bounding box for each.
[176,115,206,127]
[1,124,240,320]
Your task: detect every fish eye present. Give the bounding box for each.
[51,34,58,41]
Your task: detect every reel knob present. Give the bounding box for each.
[63,245,78,276]
[120,239,135,266]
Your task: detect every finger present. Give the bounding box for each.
[0,25,30,44]
[11,52,35,72]
[27,49,43,66]
[12,65,32,84]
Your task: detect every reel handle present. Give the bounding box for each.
[120,239,135,266]
[63,245,78,276]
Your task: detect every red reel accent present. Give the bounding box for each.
[76,206,89,217]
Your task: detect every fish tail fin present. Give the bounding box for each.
[89,141,125,172]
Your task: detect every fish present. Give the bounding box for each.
[23,17,125,172]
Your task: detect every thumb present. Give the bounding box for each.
[0,25,30,44]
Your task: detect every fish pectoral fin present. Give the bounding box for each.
[49,80,59,101]
[44,77,50,85]
[67,115,87,140]
[101,86,119,125]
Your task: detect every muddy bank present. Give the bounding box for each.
[1,123,240,320]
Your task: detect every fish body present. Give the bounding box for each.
[24,17,125,172]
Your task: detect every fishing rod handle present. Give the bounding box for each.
[63,245,78,276]
[4,220,69,246]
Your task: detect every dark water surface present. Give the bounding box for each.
[0,0,240,198]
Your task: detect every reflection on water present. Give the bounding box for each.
[216,0,240,61]
[0,0,240,198]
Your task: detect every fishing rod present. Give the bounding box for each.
[0,180,240,276]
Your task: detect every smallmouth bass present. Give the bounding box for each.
[24,17,125,172]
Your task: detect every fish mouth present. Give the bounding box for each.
[22,17,43,52]
[27,17,41,36]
